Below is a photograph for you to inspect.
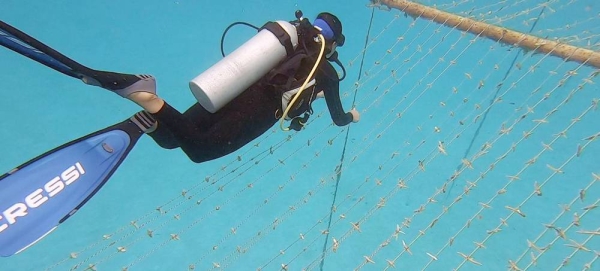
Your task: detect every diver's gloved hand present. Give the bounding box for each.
[350,108,360,123]
[81,71,156,98]
[289,113,311,131]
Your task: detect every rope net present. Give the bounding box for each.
[43,0,599,270]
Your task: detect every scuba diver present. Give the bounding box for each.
[110,11,360,163]
[0,11,358,256]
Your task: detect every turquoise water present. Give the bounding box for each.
[1,0,599,270]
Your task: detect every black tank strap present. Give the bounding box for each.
[261,21,294,57]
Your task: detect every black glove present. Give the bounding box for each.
[289,113,311,131]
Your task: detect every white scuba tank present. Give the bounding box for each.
[189,20,299,113]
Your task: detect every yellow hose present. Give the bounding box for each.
[279,33,327,131]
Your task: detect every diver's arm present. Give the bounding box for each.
[316,61,353,126]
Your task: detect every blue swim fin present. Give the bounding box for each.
[0,20,85,79]
[0,19,158,256]
[0,114,148,257]
[0,20,156,97]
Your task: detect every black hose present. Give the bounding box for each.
[220,22,259,57]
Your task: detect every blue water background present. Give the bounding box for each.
[1,0,599,270]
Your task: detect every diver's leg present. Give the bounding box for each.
[82,70,182,148]
[148,100,271,163]
[83,70,220,158]
[149,89,279,163]
[84,70,266,163]
[145,121,180,149]
[149,102,221,163]
[143,102,220,150]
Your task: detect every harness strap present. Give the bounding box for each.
[261,21,294,57]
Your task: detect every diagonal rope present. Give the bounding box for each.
[318,7,376,271]
[446,2,549,198]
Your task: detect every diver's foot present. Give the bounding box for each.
[128,92,165,113]
[82,71,156,97]
[130,111,158,133]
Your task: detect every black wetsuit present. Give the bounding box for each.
[147,49,353,163]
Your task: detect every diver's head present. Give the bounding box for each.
[313,12,345,58]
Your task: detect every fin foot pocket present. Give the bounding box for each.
[82,71,156,98]
[130,111,157,133]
